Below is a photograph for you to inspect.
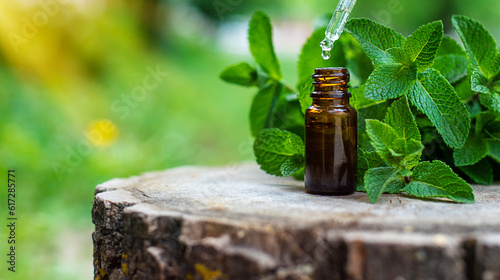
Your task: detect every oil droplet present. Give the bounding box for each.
[321,50,331,60]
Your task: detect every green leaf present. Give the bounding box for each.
[341,33,374,85]
[270,96,305,139]
[357,149,389,190]
[365,119,398,163]
[292,168,305,181]
[435,37,468,82]
[432,54,468,83]
[351,85,384,111]
[298,78,314,114]
[453,132,489,166]
[249,11,282,80]
[386,47,411,65]
[357,101,388,131]
[479,91,500,112]
[365,63,417,100]
[389,138,423,170]
[384,96,422,169]
[220,63,258,87]
[297,28,346,87]
[408,68,470,149]
[471,70,490,94]
[455,78,474,102]
[365,119,422,169]
[364,167,411,203]
[466,101,483,118]
[458,159,493,185]
[253,128,305,176]
[437,37,466,56]
[384,96,421,141]
[357,102,389,151]
[280,154,305,177]
[403,160,475,203]
[488,140,500,163]
[494,52,500,77]
[404,21,443,72]
[452,15,497,79]
[345,18,406,66]
[250,83,282,136]
[475,110,499,135]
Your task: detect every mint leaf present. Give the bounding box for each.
[270,96,305,138]
[365,63,416,100]
[432,54,468,83]
[389,138,423,170]
[297,28,346,87]
[384,96,422,169]
[404,21,443,72]
[452,15,497,79]
[455,79,474,102]
[365,167,411,203]
[471,70,490,94]
[384,96,421,141]
[298,78,314,114]
[408,68,470,149]
[475,110,499,135]
[292,168,305,181]
[386,47,411,65]
[479,91,500,112]
[250,83,282,136]
[403,160,475,203]
[280,154,305,177]
[365,119,422,169]
[435,38,468,83]
[453,132,489,166]
[458,159,493,185]
[437,37,466,56]
[357,149,389,190]
[220,63,258,87]
[345,18,405,66]
[253,128,304,176]
[249,11,282,80]
[365,119,398,163]
[351,85,383,110]
[341,33,374,85]
[357,102,389,151]
[494,52,500,77]
[488,140,500,163]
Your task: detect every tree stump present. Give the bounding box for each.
[92,163,500,280]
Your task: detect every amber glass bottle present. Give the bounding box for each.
[305,67,357,195]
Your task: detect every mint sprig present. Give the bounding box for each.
[249,11,282,81]
[347,18,470,149]
[361,96,474,203]
[452,15,500,112]
[219,11,492,204]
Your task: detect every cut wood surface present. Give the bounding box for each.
[92,163,500,280]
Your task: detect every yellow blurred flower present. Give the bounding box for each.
[85,119,118,147]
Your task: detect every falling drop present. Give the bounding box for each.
[321,50,331,60]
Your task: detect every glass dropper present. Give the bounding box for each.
[320,0,357,60]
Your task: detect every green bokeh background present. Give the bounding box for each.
[0,0,498,279]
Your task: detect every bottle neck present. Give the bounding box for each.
[311,67,350,99]
[312,97,350,106]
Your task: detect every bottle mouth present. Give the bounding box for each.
[313,67,349,77]
[312,67,350,97]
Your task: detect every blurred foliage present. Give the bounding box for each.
[0,0,498,280]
